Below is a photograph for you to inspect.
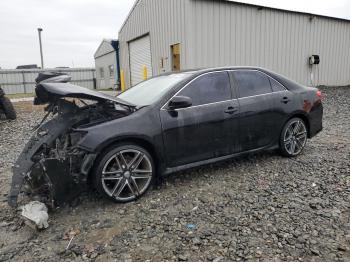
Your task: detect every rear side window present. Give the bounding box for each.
[269,77,286,92]
[233,70,272,98]
[178,71,231,106]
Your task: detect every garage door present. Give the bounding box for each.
[129,35,153,86]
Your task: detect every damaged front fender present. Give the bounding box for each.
[9,74,134,207]
[8,101,96,207]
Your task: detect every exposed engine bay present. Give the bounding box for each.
[8,72,135,208]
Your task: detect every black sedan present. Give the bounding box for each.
[8,67,323,206]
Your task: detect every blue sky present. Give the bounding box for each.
[0,0,349,69]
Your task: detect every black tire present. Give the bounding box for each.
[0,96,16,120]
[279,117,308,157]
[93,143,155,203]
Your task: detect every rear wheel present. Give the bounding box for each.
[279,117,308,157]
[0,96,16,120]
[93,144,155,203]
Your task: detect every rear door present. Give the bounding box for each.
[231,70,276,151]
[268,77,297,139]
[160,71,239,167]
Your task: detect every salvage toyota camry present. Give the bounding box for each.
[8,67,323,207]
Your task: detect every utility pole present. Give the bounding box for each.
[37,28,44,69]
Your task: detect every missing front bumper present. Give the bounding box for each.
[8,153,96,208]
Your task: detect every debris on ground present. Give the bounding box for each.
[20,201,49,229]
[186,224,196,230]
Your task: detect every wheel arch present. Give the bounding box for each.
[91,136,163,177]
[285,112,311,138]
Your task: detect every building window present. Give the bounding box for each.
[108,65,114,77]
[99,67,105,79]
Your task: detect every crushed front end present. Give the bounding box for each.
[8,73,135,207]
[8,100,97,207]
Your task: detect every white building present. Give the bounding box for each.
[119,0,350,89]
[94,39,120,89]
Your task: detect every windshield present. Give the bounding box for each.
[118,73,192,106]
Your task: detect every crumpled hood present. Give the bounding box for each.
[34,82,135,107]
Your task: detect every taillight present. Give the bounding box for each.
[316,90,324,101]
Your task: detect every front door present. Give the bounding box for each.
[160,71,239,167]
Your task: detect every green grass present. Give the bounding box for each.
[6,93,34,99]
[97,88,115,91]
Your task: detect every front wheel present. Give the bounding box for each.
[279,117,308,157]
[93,144,155,203]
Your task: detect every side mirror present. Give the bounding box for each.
[168,96,192,110]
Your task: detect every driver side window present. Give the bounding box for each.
[178,71,231,106]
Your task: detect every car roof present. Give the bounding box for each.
[183,66,266,73]
[157,66,305,91]
[191,66,305,91]
[165,66,272,78]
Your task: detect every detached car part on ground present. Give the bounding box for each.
[0,86,16,120]
[8,68,323,208]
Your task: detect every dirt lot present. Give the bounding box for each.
[0,87,349,261]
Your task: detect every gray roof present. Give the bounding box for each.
[120,0,349,34]
[222,0,350,22]
[94,39,118,59]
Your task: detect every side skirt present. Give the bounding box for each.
[163,145,277,176]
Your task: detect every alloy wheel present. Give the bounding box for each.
[101,149,153,201]
[283,119,307,155]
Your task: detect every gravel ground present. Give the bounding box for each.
[0,87,349,261]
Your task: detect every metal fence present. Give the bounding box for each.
[0,68,96,94]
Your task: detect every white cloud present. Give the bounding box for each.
[0,0,134,69]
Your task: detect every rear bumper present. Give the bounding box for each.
[308,102,323,138]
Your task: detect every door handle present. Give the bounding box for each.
[224,106,237,114]
[281,97,291,104]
